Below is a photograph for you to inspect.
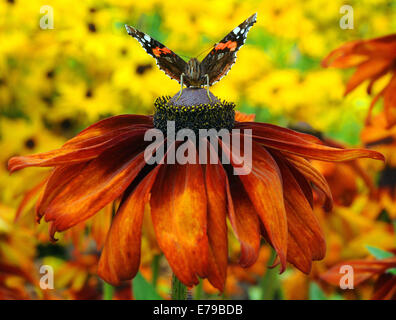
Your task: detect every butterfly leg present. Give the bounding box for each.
[175,73,185,102]
[205,74,212,102]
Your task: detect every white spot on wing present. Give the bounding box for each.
[233,27,240,34]
[144,35,151,42]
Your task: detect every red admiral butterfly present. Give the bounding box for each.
[125,13,257,98]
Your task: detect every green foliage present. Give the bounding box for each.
[133,272,163,300]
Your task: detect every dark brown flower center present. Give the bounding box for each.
[153,88,235,133]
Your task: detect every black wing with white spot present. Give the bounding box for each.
[200,13,257,86]
[125,25,188,83]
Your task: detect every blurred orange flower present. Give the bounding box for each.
[321,255,396,300]
[7,96,384,291]
[322,34,396,127]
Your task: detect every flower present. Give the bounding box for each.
[321,253,396,300]
[322,34,396,127]
[8,88,384,291]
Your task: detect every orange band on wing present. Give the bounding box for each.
[215,41,237,51]
[153,47,172,57]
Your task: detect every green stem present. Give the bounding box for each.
[195,279,203,300]
[151,254,161,288]
[103,282,115,300]
[171,273,187,300]
[260,249,282,300]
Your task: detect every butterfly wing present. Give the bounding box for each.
[125,25,187,83]
[200,13,257,86]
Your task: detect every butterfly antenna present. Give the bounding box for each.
[178,53,192,60]
[196,44,214,59]
[178,44,213,60]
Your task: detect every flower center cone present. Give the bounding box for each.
[154,88,236,133]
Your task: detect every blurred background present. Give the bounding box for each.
[0,0,395,300]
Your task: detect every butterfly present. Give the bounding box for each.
[125,13,257,96]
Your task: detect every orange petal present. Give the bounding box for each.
[8,128,148,172]
[227,175,260,268]
[36,163,88,222]
[90,203,113,250]
[232,141,288,272]
[235,122,323,145]
[204,160,228,291]
[344,59,391,96]
[43,142,147,233]
[14,177,48,222]
[383,72,396,127]
[235,111,255,122]
[150,161,209,286]
[64,114,152,148]
[276,156,326,273]
[321,257,396,286]
[322,35,396,68]
[321,40,364,68]
[288,164,314,208]
[283,154,333,211]
[372,274,396,300]
[98,167,160,285]
[252,135,384,162]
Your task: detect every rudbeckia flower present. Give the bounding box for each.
[322,34,396,127]
[8,88,384,291]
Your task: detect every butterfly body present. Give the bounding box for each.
[125,13,257,89]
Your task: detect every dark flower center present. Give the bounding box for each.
[87,23,97,33]
[153,88,235,133]
[135,63,152,75]
[24,137,36,149]
[378,166,396,190]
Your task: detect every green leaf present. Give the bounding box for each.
[387,268,396,275]
[247,286,262,300]
[366,245,394,259]
[366,246,396,275]
[308,282,327,300]
[132,272,163,300]
[259,249,284,300]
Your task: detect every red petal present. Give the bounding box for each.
[150,161,209,286]
[98,167,160,285]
